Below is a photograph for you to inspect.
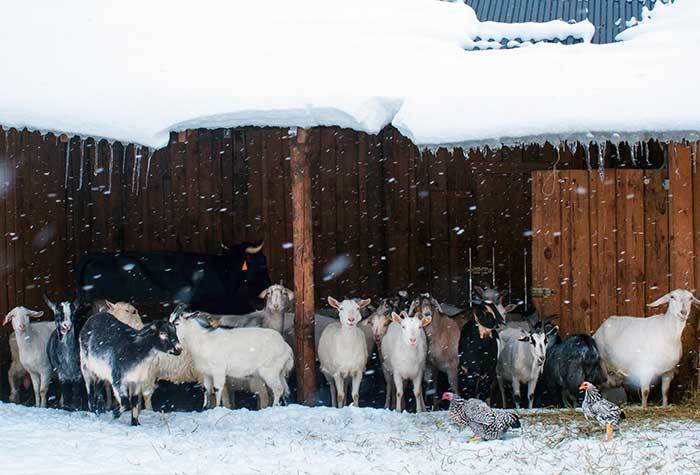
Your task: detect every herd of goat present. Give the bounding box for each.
[3,283,698,425]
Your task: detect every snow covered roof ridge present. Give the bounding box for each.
[0,0,698,150]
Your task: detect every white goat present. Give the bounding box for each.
[171,310,294,408]
[318,297,371,407]
[3,307,53,407]
[593,288,700,408]
[497,327,553,408]
[195,285,294,409]
[380,311,431,413]
[8,332,30,403]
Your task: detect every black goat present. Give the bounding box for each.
[541,333,606,407]
[457,300,504,402]
[46,297,92,410]
[79,313,182,425]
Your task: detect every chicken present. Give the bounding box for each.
[579,381,625,441]
[442,392,520,441]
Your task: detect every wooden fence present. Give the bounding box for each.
[0,124,668,399]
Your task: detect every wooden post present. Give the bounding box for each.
[290,127,316,405]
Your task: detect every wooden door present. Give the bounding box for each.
[530,169,670,337]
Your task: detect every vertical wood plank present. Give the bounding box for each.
[616,170,646,317]
[590,170,618,330]
[644,169,670,312]
[290,128,316,405]
[530,168,562,322]
[669,142,696,396]
[569,170,592,333]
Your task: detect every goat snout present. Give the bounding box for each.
[408,337,417,346]
[346,317,355,325]
[171,344,183,355]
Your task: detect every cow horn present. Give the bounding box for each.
[245,241,264,254]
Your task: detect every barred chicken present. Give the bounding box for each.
[442,392,520,441]
[579,381,625,440]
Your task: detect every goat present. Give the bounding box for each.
[381,311,431,413]
[185,284,295,409]
[318,297,371,407]
[360,302,393,360]
[3,307,53,407]
[408,293,460,399]
[45,296,91,410]
[79,312,182,425]
[497,325,556,408]
[104,301,143,329]
[457,301,504,403]
[8,332,30,403]
[541,332,606,407]
[473,285,519,318]
[593,289,700,408]
[170,309,294,408]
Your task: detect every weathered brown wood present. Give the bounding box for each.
[568,170,592,333]
[559,169,573,333]
[589,170,618,330]
[616,169,645,317]
[669,142,697,396]
[290,127,316,405]
[643,169,670,313]
[531,167,562,322]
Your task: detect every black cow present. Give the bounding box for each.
[77,241,271,314]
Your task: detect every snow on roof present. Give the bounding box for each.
[0,0,697,149]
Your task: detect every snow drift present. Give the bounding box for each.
[0,0,697,149]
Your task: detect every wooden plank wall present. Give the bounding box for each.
[532,141,700,396]
[0,125,667,399]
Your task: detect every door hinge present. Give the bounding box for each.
[532,287,555,298]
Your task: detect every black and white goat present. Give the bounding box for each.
[79,312,182,425]
[45,296,91,410]
[457,300,504,403]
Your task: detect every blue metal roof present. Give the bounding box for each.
[465,0,666,44]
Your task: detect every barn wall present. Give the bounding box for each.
[0,125,666,399]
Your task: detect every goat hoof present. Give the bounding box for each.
[130,417,140,427]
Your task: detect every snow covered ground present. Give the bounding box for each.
[2,402,699,474]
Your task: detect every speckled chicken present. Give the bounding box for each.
[579,381,625,440]
[442,392,520,441]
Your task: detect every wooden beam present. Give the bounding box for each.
[290,127,316,405]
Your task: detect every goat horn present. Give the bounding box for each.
[245,241,264,254]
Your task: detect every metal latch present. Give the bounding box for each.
[470,266,492,275]
[532,287,555,298]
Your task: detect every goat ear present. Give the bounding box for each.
[504,303,519,314]
[430,298,443,313]
[258,288,269,299]
[327,297,341,310]
[648,294,671,308]
[546,325,559,336]
[105,300,116,311]
[43,294,57,312]
[391,312,402,325]
[407,299,417,316]
[28,310,44,319]
[286,290,295,301]
[357,298,371,309]
[474,286,484,297]
[3,310,15,325]
[692,295,700,306]
[518,333,530,342]
[421,315,432,327]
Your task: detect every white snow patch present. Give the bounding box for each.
[0,0,697,149]
[1,403,700,474]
